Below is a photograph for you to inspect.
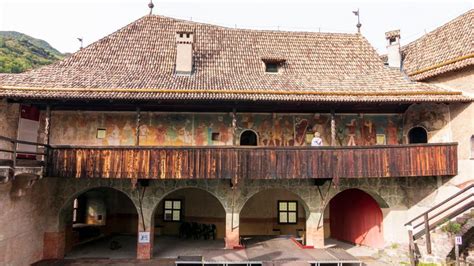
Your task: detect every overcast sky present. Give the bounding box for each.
[0,0,472,54]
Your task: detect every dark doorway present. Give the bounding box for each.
[240,130,258,146]
[408,127,428,144]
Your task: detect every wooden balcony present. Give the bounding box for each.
[45,143,458,181]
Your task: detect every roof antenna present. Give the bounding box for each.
[77,37,83,50]
[353,8,362,33]
[148,0,154,15]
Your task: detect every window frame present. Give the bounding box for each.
[163,199,183,222]
[277,200,298,224]
[470,135,474,159]
[72,198,79,224]
[265,62,279,73]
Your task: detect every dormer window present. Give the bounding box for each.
[263,59,285,73]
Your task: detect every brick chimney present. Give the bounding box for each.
[385,30,401,69]
[175,31,194,75]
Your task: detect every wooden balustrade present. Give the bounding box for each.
[46,143,458,181]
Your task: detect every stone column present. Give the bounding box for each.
[225,212,240,248]
[306,211,325,248]
[137,207,154,260]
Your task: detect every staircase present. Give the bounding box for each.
[405,184,474,265]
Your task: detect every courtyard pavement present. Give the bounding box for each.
[34,235,392,265]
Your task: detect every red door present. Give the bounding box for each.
[329,189,384,248]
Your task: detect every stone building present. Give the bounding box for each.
[0,9,472,266]
[382,9,474,263]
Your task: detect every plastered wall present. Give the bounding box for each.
[425,66,474,94]
[0,178,59,266]
[403,103,452,143]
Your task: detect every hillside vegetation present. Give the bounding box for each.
[0,31,64,73]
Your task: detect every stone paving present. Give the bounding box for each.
[36,236,373,265]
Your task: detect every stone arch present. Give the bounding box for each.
[55,185,140,259]
[325,186,389,210]
[233,179,321,214]
[57,184,138,229]
[150,186,228,219]
[239,187,312,216]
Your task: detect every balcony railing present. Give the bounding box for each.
[45,143,458,181]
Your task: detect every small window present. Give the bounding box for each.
[72,198,79,223]
[211,132,220,141]
[471,135,474,159]
[408,127,428,144]
[263,59,285,73]
[240,130,258,146]
[265,62,279,73]
[97,128,106,139]
[164,200,182,222]
[278,201,298,224]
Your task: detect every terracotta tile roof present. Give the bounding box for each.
[0,15,469,103]
[401,9,473,81]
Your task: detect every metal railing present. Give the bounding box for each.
[0,135,50,168]
[405,183,474,265]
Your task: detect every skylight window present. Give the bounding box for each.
[265,62,279,73]
[263,59,285,73]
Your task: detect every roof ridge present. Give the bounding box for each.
[149,13,358,36]
[402,8,473,51]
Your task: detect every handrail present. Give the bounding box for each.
[412,194,473,230]
[0,135,50,148]
[406,183,473,265]
[405,184,474,226]
[0,135,50,169]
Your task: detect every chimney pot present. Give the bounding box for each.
[175,31,194,75]
[385,30,401,69]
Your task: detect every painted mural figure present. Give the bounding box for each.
[219,123,231,144]
[294,118,308,146]
[282,119,294,146]
[386,119,398,145]
[122,121,135,145]
[346,119,357,146]
[273,118,283,146]
[195,122,207,146]
[260,119,272,146]
[362,119,376,145]
[108,125,121,145]
[155,123,166,144]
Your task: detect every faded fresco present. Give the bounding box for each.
[50,111,136,146]
[294,114,331,146]
[50,111,404,146]
[139,113,193,146]
[403,103,450,143]
[237,113,294,146]
[139,113,233,146]
[335,114,403,146]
